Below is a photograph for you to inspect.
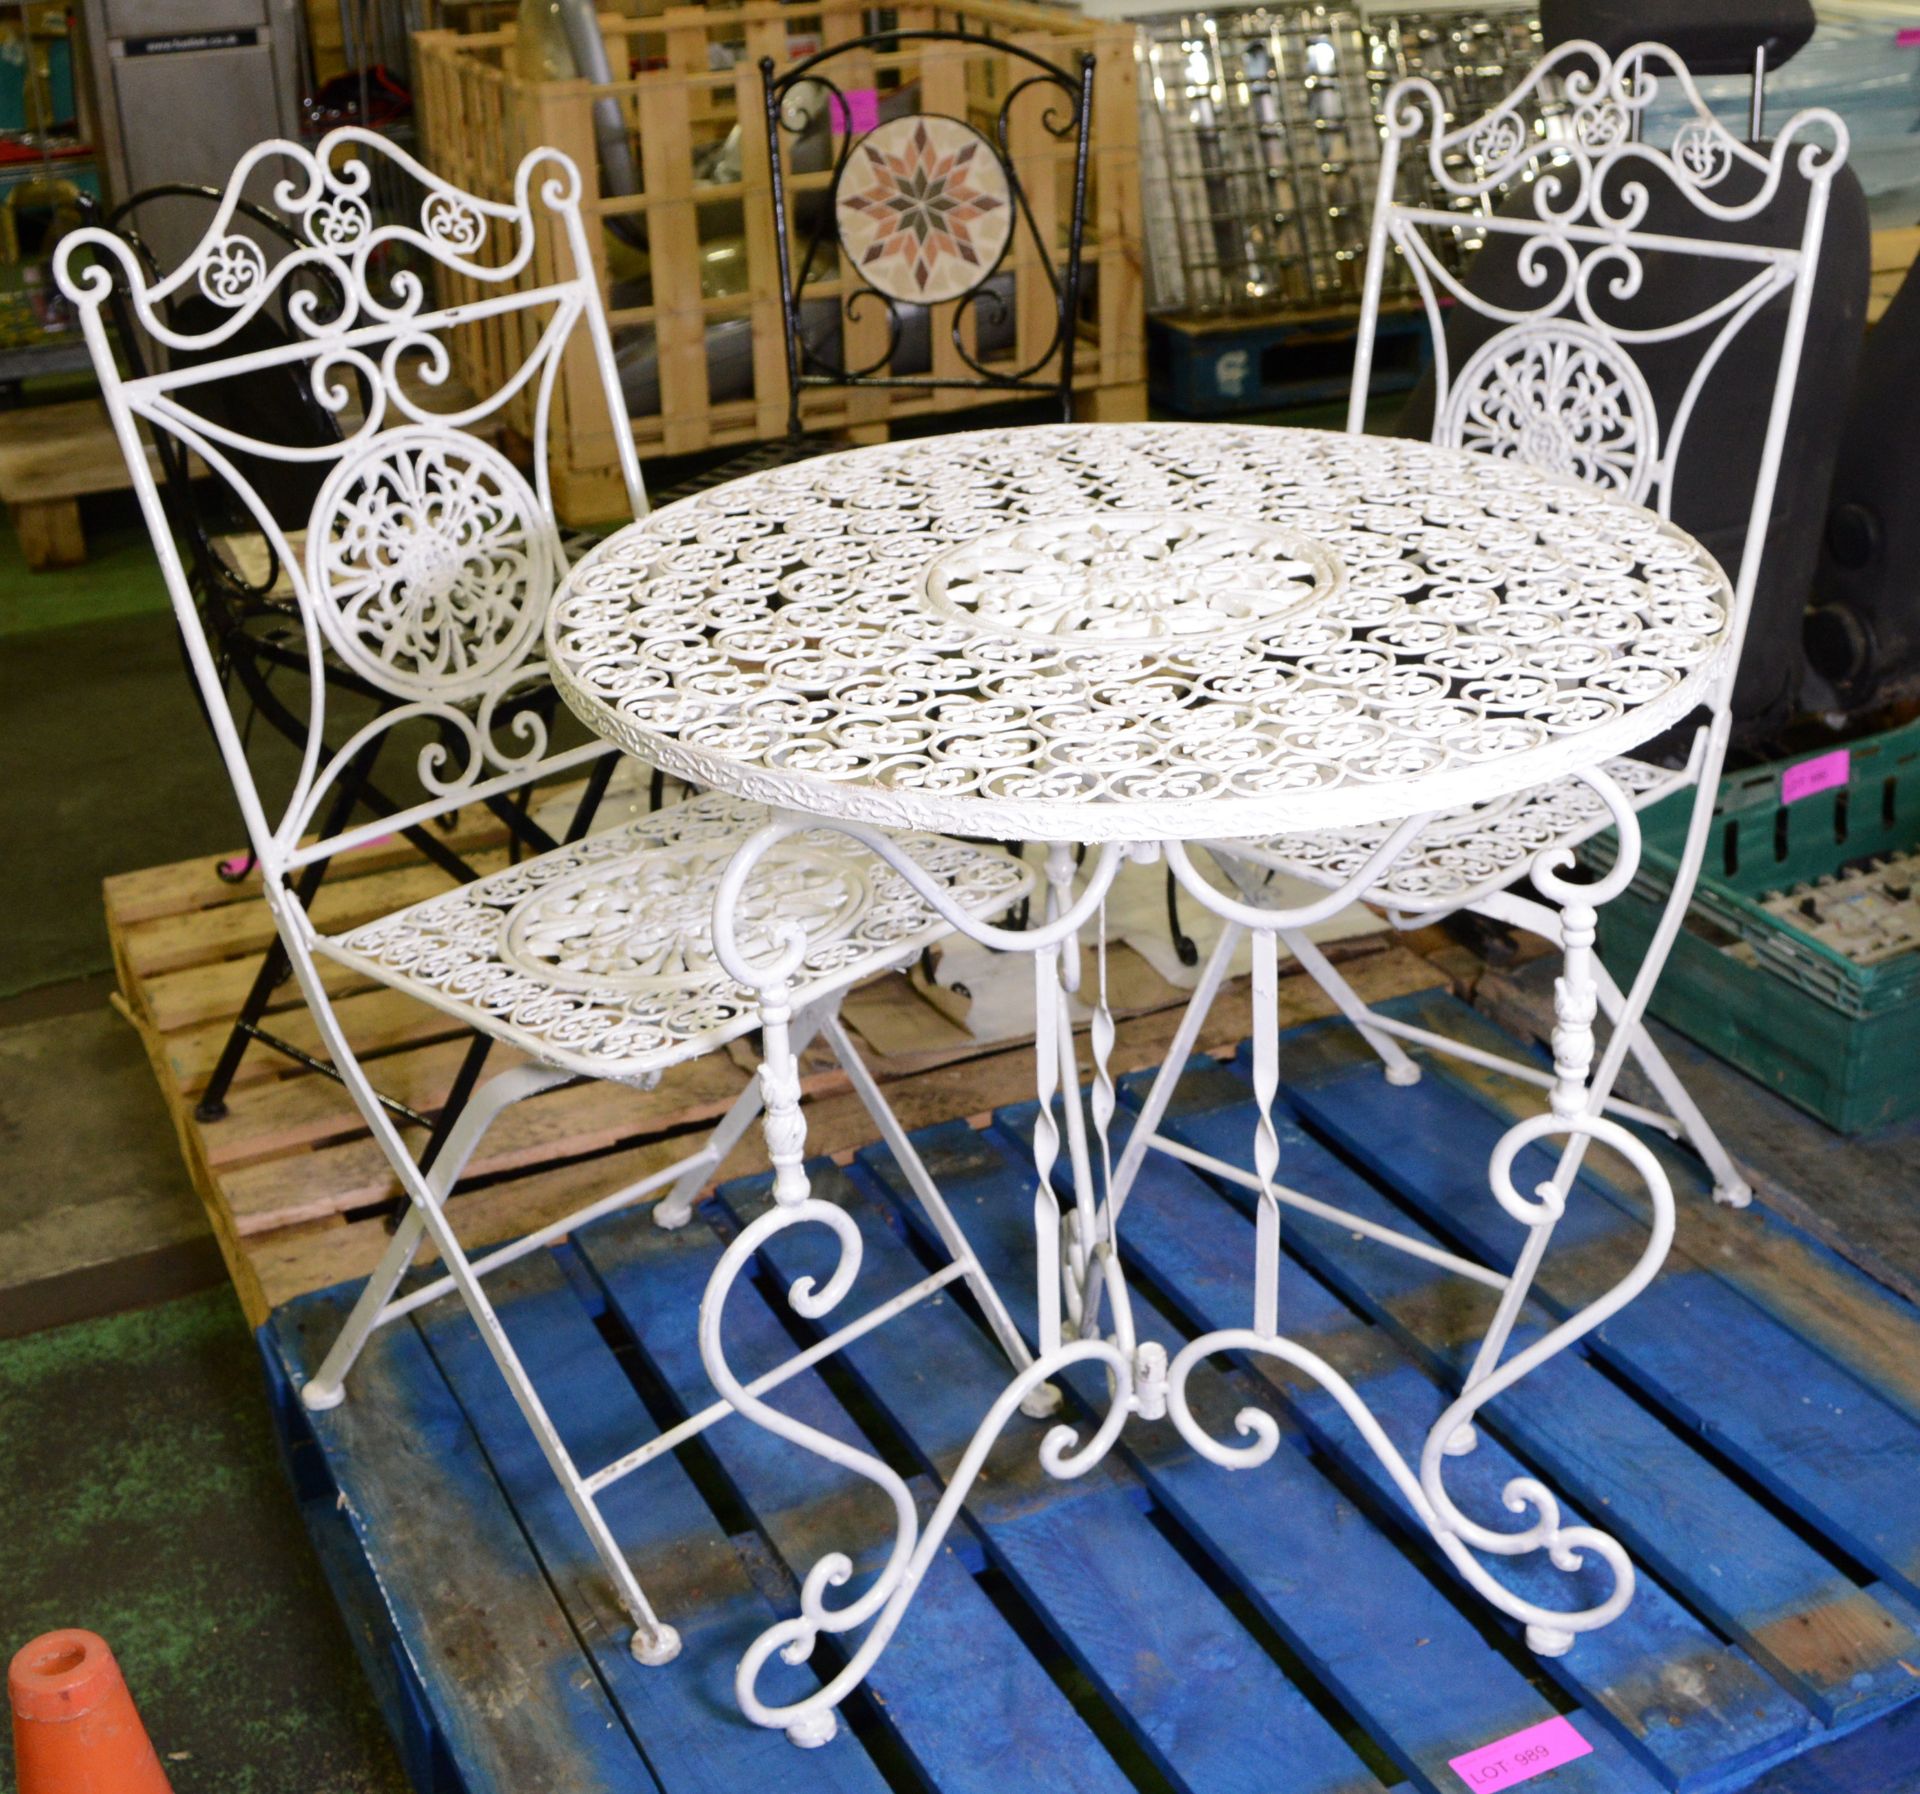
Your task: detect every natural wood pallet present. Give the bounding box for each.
[259,995,1920,1794]
[0,398,154,570]
[1870,226,1920,328]
[414,3,1146,519]
[104,809,1439,1327]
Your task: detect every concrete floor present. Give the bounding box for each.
[0,487,407,1791]
[0,497,307,1002]
[0,998,219,1338]
[0,1291,409,1792]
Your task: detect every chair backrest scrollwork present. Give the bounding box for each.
[57,129,645,898]
[762,31,1096,436]
[1353,40,1848,669]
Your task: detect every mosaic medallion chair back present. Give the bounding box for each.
[1209,42,1851,1209]
[763,30,1096,437]
[58,129,1036,1670]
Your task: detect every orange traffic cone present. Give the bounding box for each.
[9,1630,174,1794]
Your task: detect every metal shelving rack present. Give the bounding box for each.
[1138,5,1550,317]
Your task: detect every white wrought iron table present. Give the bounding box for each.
[545,420,1734,1745]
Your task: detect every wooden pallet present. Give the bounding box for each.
[104,808,1439,1327]
[0,398,152,570]
[258,992,1920,1794]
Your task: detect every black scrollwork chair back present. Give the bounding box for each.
[763,32,1096,438]
[87,187,352,689]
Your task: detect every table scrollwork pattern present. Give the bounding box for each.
[547,424,1732,844]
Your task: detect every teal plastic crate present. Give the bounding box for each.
[1592,720,1920,1134]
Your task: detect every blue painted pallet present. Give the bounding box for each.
[258,1003,1920,1794]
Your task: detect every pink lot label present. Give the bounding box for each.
[1782,748,1851,806]
[829,88,881,135]
[1449,1716,1592,1791]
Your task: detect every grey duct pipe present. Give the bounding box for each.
[549,0,646,249]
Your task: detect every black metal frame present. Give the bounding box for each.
[82,185,621,1122]
[762,31,1096,438]
[748,34,1098,943]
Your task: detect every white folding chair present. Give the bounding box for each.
[59,128,1037,1666]
[1192,41,1852,1213]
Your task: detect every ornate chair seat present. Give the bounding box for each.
[322,792,1030,1085]
[1213,757,1686,913]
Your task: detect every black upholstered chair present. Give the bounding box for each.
[1805,247,1920,712]
[1401,0,1869,743]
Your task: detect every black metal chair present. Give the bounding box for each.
[765,32,1094,430]
[655,31,1094,508]
[84,185,620,1122]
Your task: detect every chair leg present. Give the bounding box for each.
[418,1033,493,1174]
[195,935,292,1120]
[1592,960,1752,1208]
[1165,865,1200,968]
[652,1060,772,1232]
[302,1061,574,1410]
[400,1174,684,1664]
[1278,928,1423,1087]
[815,1009,1056,1415]
[298,1053,685,1662]
[196,721,392,1120]
[564,751,622,844]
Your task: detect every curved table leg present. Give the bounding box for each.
[699,800,1676,1740]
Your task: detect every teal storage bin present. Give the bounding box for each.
[1591,720,1920,1134]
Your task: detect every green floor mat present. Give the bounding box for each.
[0,1287,406,1791]
[0,493,174,639]
[0,606,300,998]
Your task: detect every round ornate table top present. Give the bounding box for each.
[545,424,1734,844]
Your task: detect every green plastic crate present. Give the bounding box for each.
[1591,719,1920,1134]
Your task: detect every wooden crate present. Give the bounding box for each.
[0,398,157,569]
[1870,225,1920,327]
[413,3,1146,520]
[260,992,1920,1792]
[103,801,1433,1327]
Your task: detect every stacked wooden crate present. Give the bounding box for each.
[414,3,1146,520]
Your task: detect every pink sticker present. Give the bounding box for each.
[829,88,881,135]
[1449,1716,1592,1791]
[1782,748,1851,806]
[1898,26,1920,44]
